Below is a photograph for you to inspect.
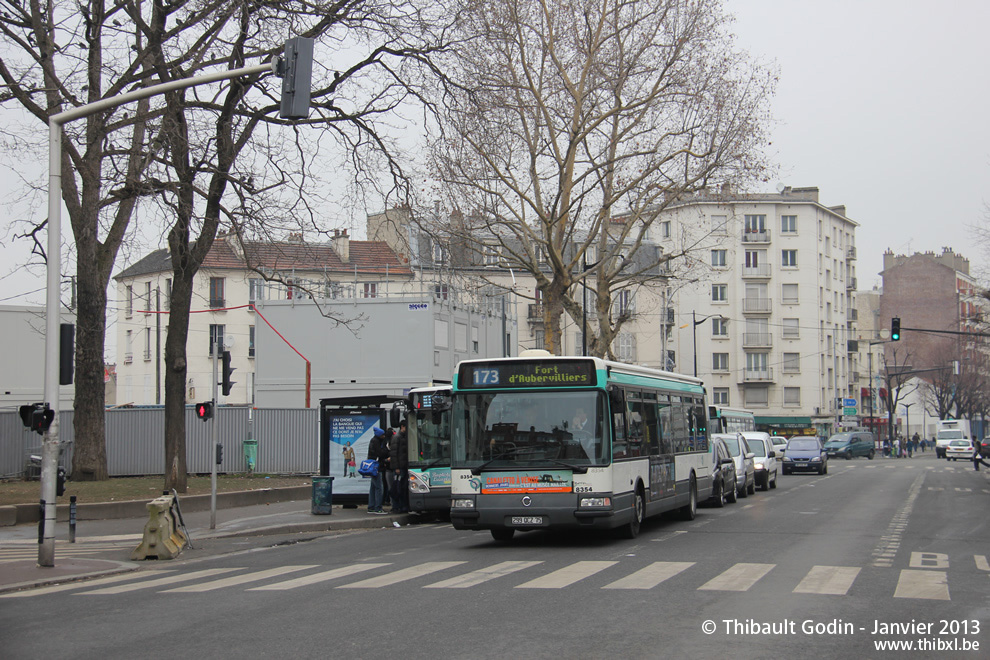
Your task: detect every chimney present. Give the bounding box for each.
[287,232,304,243]
[333,228,350,263]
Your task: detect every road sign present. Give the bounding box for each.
[843,398,857,407]
[841,415,858,422]
[843,407,857,416]
[838,421,858,428]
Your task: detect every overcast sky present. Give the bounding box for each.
[2,0,988,307]
[729,0,990,288]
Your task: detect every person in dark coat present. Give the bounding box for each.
[367,427,389,513]
[391,420,410,513]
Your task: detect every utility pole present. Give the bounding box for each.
[210,338,220,530]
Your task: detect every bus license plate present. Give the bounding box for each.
[511,516,543,525]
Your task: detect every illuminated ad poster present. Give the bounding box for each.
[480,470,573,494]
[329,413,381,494]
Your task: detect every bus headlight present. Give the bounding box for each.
[408,472,431,494]
[451,498,475,509]
[579,497,611,508]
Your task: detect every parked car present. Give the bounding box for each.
[782,436,828,475]
[742,432,778,490]
[824,431,876,460]
[945,438,974,461]
[706,436,738,507]
[713,433,755,497]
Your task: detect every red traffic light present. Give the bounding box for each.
[196,401,214,421]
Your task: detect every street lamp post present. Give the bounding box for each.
[903,402,914,439]
[681,311,724,378]
[581,257,600,356]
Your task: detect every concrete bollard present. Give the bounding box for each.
[131,495,188,560]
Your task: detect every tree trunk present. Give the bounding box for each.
[163,271,193,493]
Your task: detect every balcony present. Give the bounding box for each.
[209,298,225,309]
[742,229,770,243]
[741,368,774,383]
[742,333,773,348]
[741,264,772,278]
[846,277,857,290]
[742,297,772,314]
[847,339,859,352]
[847,246,857,260]
[528,304,544,322]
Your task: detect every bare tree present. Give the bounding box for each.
[880,346,916,444]
[427,0,775,355]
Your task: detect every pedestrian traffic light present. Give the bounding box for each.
[221,350,235,396]
[278,36,314,119]
[56,467,67,497]
[891,317,901,341]
[196,401,214,421]
[19,403,54,435]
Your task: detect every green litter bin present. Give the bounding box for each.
[243,438,258,472]
[312,477,334,515]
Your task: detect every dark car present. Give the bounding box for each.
[824,432,876,460]
[706,436,738,507]
[782,436,828,475]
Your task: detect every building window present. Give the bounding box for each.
[164,278,172,311]
[209,277,225,308]
[712,353,729,371]
[712,317,728,336]
[249,326,255,358]
[659,221,671,239]
[782,283,799,304]
[434,284,449,300]
[711,249,727,267]
[143,328,152,361]
[125,285,133,317]
[249,278,265,304]
[124,330,133,363]
[745,386,769,407]
[432,240,445,264]
[363,282,378,299]
[472,326,479,353]
[781,250,797,267]
[616,333,636,362]
[781,215,797,233]
[144,282,152,315]
[712,284,728,302]
[744,214,766,233]
[614,290,636,317]
[711,215,728,235]
[782,318,800,338]
[782,352,800,373]
[209,324,225,356]
[534,329,545,350]
[483,244,500,265]
[712,388,729,405]
[783,387,801,406]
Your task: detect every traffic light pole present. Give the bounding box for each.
[211,343,219,530]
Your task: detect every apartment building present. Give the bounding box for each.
[655,186,859,436]
[113,230,413,406]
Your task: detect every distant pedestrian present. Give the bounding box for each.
[391,419,410,513]
[894,437,901,458]
[382,428,395,508]
[342,441,356,478]
[973,435,988,471]
[367,427,389,513]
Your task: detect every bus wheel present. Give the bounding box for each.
[491,528,514,542]
[619,489,644,539]
[679,476,697,521]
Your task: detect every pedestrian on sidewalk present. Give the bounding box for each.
[367,427,389,513]
[391,419,410,514]
[382,427,395,509]
[972,435,989,471]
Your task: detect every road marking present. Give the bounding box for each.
[337,561,466,588]
[698,563,774,592]
[425,561,543,588]
[603,561,695,590]
[910,552,948,569]
[871,473,923,567]
[893,570,949,600]
[955,487,972,492]
[77,568,240,595]
[0,570,168,599]
[162,565,318,592]
[793,566,861,595]
[249,563,390,590]
[516,561,617,589]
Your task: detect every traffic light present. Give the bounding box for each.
[56,467,67,497]
[221,350,235,396]
[279,37,314,119]
[891,317,901,341]
[195,401,214,421]
[19,403,54,435]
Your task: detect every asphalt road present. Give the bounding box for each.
[2,453,988,659]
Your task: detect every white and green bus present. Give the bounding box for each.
[449,351,711,541]
[404,385,453,513]
[708,406,757,434]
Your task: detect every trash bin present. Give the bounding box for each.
[242,438,258,472]
[311,477,334,515]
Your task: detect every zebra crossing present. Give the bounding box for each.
[1,555,980,600]
[0,538,137,563]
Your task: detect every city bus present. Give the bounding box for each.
[449,351,711,541]
[708,406,757,434]
[400,385,453,513]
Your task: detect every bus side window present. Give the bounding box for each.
[658,394,672,455]
[641,393,661,456]
[611,389,627,460]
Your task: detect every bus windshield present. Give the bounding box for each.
[453,390,607,469]
[409,406,450,467]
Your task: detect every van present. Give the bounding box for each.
[824,432,876,460]
[935,420,971,458]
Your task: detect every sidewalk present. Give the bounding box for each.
[0,491,422,595]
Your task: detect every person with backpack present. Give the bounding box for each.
[391,419,410,514]
[366,426,389,514]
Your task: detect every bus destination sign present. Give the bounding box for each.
[459,359,597,389]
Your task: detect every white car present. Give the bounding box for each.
[945,439,974,461]
[742,432,779,490]
[712,433,756,498]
